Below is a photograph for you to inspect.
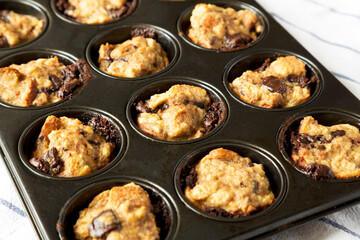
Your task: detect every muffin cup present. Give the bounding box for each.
[86,24,179,80]
[174,141,287,221]
[126,77,229,144]
[0,0,48,50]
[0,49,86,109]
[223,49,323,111]
[56,177,179,240]
[18,107,128,180]
[51,0,137,25]
[278,109,360,182]
[177,0,268,52]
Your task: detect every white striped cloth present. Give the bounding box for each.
[1,0,360,239]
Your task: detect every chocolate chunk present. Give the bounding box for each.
[221,32,253,51]
[303,163,335,180]
[0,10,10,23]
[204,207,243,218]
[131,28,156,39]
[330,130,346,138]
[87,115,118,143]
[248,162,254,167]
[29,148,63,175]
[29,157,50,174]
[194,102,205,109]
[135,100,152,113]
[0,35,9,48]
[185,168,197,189]
[262,76,287,94]
[202,102,226,134]
[285,74,318,88]
[253,181,259,192]
[88,140,101,146]
[108,7,128,20]
[49,74,62,91]
[88,210,121,238]
[55,0,75,13]
[108,0,136,20]
[56,60,92,98]
[290,132,330,152]
[210,36,217,45]
[256,58,271,72]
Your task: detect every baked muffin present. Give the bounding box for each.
[0,10,44,48]
[135,84,225,141]
[290,116,360,179]
[74,183,160,240]
[98,28,169,78]
[184,148,275,217]
[229,56,318,108]
[0,57,91,107]
[55,0,136,24]
[29,115,117,177]
[187,3,263,50]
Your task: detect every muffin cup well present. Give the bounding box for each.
[18,107,128,180]
[86,24,179,80]
[126,77,229,144]
[56,177,179,240]
[223,50,323,111]
[0,0,48,50]
[51,0,137,25]
[177,0,268,52]
[278,109,360,182]
[174,141,287,221]
[0,49,85,109]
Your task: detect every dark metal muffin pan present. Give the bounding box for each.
[1,0,360,239]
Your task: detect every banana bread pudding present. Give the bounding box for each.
[74,183,159,240]
[0,10,44,48]
[55,0,136,24]
[290,116,360,179]
[98,28,169,78]
[0,57,91,107]
[187,3,263,51]
[135,84,225,141]
[184,148,275,217]
[29,115,117,177]
[229,56,317,108]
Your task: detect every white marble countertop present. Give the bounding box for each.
[1,0,360,239]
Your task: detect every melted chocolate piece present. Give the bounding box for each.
[204,207,243,218]
[29,157,50,174]
[210,36,217,45]
[256,58,271,72]
[57,60,92,98]
[29,148,63,175]
[331,130,346,138]
[303,163,334,180]
[0,10,10,23]
[87,115,118,143]
[108,7,128,20]
[131,28,156,39]
[0,35,9,48]
[221,32,253,51]
[203,102,225,134]
[88,210,121,238]
[55,0,75,15]
[285,74,317,88]
[135,101,168,114]
[253,181,259,192]
[88,140,101,146]
[262,76,287,94]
